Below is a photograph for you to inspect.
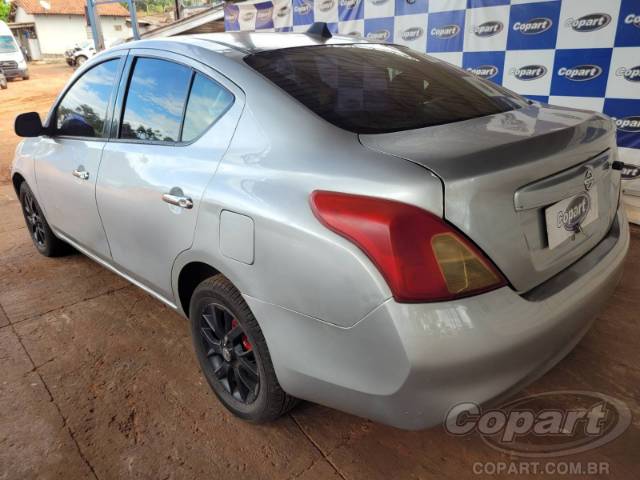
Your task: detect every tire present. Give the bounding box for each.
[18,182,70,257]
[1,82,6,90]
[22,75,29,81]
[189,274,299,422]
[75,56,87,67]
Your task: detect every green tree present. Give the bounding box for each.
[133,0,174,15]
[0,0,11,23]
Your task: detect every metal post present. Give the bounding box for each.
[128,0,140,40]
[87,0,139,50]
[86,0,106,51]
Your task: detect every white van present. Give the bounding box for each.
[0,21,29,81]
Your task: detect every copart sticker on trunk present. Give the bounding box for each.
[544,189,598,250]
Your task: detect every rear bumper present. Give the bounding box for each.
[248,207,629,430]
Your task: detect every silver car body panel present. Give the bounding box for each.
[34,137,112,259]
[10,32,629,429]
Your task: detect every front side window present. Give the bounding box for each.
[245,44,528,134]
[120,58,192,142]
[0,36,17,53]
[181,73,234,142]
[55,59,120,138]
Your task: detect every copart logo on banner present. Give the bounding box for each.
[276,4,290,17]
[622,164,640,180]
[401,27,424,41]
[467,65,498,80]
[565,13,612,32]
[256,7,273,22]
[431,24,460,39]
[472,21,503,37]
[510,65,547,81]
[226,10,238,23]
[294,2,312,15]
[318,0,335,12]
[625,13,640,28]
[367,29,391,41]
[558,65,602,82]
[512,17,553,35]
[616,66,640,82]
[444,391,631,458]
[613,116,640,133]
[340,0,359,10]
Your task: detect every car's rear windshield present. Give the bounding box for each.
[244,44,527,134]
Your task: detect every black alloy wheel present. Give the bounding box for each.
[18,182,70,257]
[21,187,46,249]
[189,275,298,422]
[199,302,260,404]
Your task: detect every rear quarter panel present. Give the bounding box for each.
[174,70,444,327]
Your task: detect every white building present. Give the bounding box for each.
[11,0,131,56]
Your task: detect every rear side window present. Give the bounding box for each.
[120,58,192,142]
[56,59,120,138]
[245,44,527,134]
[182,73,234,142]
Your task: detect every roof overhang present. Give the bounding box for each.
[8,22,37,29]
[141,5,224,39]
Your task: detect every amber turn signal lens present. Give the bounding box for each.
[431,233,503,295]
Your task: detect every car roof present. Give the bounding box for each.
[128,31,371,57]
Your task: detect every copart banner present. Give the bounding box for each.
[224,0,640,194]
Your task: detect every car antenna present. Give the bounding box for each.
[307,22,333,39]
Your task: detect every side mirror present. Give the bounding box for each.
[15,112,45,137]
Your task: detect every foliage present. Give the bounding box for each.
[0,0,11,23]
[132,0,175,15]
[128,0,219,15]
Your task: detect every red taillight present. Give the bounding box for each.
[310,191,506,302]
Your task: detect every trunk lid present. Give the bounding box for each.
[360,104,621,293]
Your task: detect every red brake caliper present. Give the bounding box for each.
[231,319,252,351]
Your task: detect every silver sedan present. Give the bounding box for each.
[11,29,629,430]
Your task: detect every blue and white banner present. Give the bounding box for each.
[225,0,640,189]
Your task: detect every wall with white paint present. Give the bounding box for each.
[13,8,131,55]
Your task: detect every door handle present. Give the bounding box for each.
[162,193,193,209]
[72,169,89,180]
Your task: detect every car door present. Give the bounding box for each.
[34,52,126,260]
[96,49,243,303]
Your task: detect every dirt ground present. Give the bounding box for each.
[1,64,639,479]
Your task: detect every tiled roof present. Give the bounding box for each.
[15,0,130,17]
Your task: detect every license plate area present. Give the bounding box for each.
[544,188,598,250]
